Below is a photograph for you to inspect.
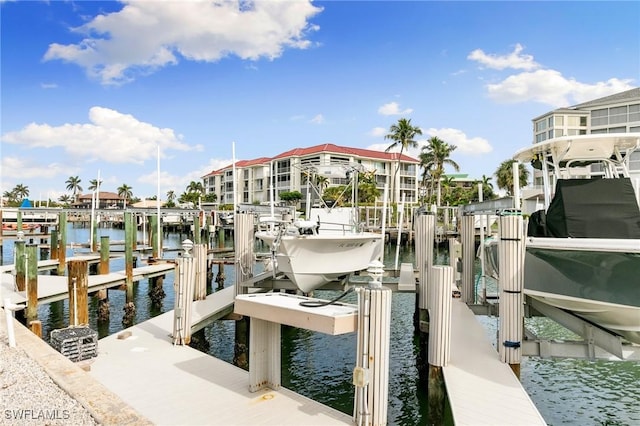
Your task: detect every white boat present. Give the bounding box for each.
[1,207,59,235]
[497,133,640,344]
[256,165,384,293]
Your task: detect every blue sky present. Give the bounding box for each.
[1,0,638,202]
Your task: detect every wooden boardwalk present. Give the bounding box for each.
[443,299,547,425]
[88,287,353,425]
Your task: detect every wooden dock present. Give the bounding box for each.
[0,260,175,306]
[88,287,353,425]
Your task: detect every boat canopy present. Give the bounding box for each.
[513,133,640,164]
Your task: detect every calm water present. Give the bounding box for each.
[3,227,639,425]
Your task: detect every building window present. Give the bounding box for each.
[535,119,547,132]
[567,116,586,127]
[609,106,628,125]
[629,104,640,122]
[608,126,626,133]
[554,116,564,126]
[591,108,608,126]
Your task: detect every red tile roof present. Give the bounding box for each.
[202,144,418,177]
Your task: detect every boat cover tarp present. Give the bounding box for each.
[545,178,640,238]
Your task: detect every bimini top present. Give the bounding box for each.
[513,133,640,164]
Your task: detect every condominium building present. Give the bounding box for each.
[530,87,640,186]
[202,143,420,209]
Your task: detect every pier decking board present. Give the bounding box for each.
[0,262,176,307]
[443,299,546,425]
[89,289,353,425]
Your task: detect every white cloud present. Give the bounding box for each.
[366,128,492,161]
[469,44,636,107]
[369,127,386,137]
[310,114,324,124]
[1,106,196,164]
[43,0,323,85]
[40,83,58,89]
[486,70,635,107]
[422,128,493,156]
[0,156,76,195]
[468,43,539,71]
[377,102,413,116]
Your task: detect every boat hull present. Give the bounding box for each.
[257,232,383,293]
[524,238,640,344]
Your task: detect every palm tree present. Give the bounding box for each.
[166,190,176,203]
[495,159,530,195]
[476,174,495,200]
[3,190,17,205]
[65,176,82,201]
[12,184,29,201]
[419,136,460,206]
[117,184,133,208]
[88,179,103,191]
[58,194,72,206]
[186,181,204,194]
[384,118,422,203]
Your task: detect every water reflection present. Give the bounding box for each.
[5,228,640,425]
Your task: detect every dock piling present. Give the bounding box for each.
[57,212,67,276]
[460,213,475,304]
[173,240,195,345]
[427,265,453,426]
[498,212,525,378]
[68,260,89,326]
[14,240,26,291]
[353,286,392,426]
[26,244,39,332]
[99,236,110,274]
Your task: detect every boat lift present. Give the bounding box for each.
[460,197,640,362]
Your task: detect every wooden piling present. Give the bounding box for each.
[150,214,158,258]
[68,259,89,326]
[124,211,134,300]
[97,289,110,322]
[427,265,453,426]
[14,240,26,291]
[16,210,22,232]
[99,236,110,274]
[149,275,165,306]
[57,212,67,276]
[498,212,525,378]
[26,244,38,327]
[29,320,42,338]
[50,229,59,261]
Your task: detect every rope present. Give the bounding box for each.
[299,286,355,308]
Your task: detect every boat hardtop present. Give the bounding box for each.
[513,133,640,165]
